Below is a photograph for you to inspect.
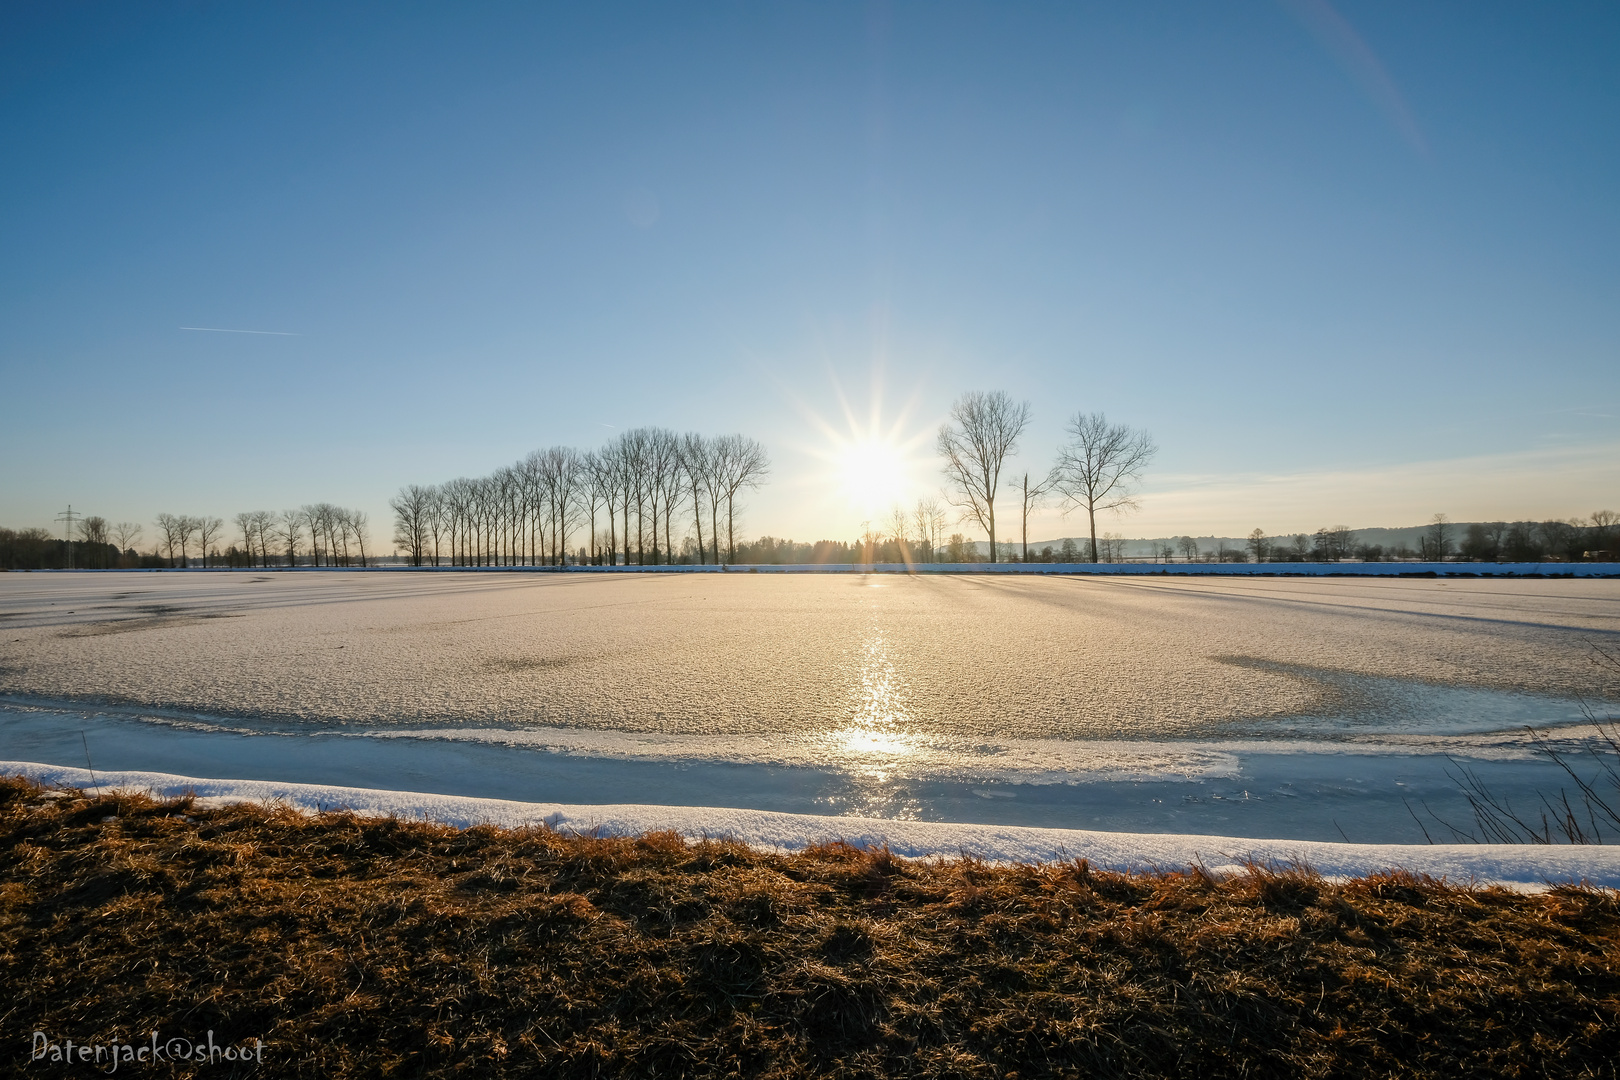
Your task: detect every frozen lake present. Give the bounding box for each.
[2,570,1618,843]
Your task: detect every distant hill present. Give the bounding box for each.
[985,523,1497,559]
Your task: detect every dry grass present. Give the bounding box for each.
[2,775,1617,1078]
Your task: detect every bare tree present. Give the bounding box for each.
[1423,513,1453,561]
[176,515,199,568]
[154,515,183,568]
[195,516,224,569]
[1052,412,1157,563]
[1247,528,1272,563]
[713,434,770,563]
[1007,468,1057,562]
[910,496,947,563]
[599,443,627,566]
[538,447,581,565]
[111,521,142,550]
[647,430,683,565]
[581,451,613,565]
[391,485,434,566]
[111,521,142,565]
[1176,535,1200,562]
[70,516,108,569]
[1313,526,1356,562]
[910,501,932,563]
[249,511,275,568]
[613,429,650,564]
[439,479,470,565]
[278,509,305,567]
[304,504,333,566]
[234,512,258,566]
[937,391,1030,564]
[679,434,713,564]
[888,504,912,564]
[559,448,583,565]
[349,509,370,566]
[703,439,726,565]
[858,520,883,564]
[423,488,446,566]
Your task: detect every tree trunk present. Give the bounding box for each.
[692,491,706,565]
[711,500,720,564]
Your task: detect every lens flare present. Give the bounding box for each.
[789,371,937,534]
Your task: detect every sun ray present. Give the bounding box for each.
[787,368,938,527]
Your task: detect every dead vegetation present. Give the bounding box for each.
[1,775,1617,1078]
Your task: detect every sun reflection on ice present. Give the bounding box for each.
[822,629,920,780]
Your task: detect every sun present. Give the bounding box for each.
[789,369,938,533]
[834,437,910,518]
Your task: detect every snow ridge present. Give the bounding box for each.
[8,762,1617,890]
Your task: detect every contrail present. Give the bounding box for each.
[180,326,300,336]
[1278,0,1429,158]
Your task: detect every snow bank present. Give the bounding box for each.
[9,762,1617,890]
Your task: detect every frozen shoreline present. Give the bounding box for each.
[4,692,1607,844]
[8,761,1619,890]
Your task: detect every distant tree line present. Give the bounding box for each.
[390,429,770,567]
[0,517,156,571]
[146,506,373,568]
[1224,513,1619,564]
[0,507,378,571]
[1452,513,1617,563]
[0,527,135,571]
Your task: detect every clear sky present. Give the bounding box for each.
[2,2,1616,549]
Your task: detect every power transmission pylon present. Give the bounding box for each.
[55,505,81,570]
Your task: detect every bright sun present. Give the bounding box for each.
[835,438,909,517]
[795,374,934,531]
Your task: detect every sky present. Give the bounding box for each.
[2,1,1616,550]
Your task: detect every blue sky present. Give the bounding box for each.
[2,2,1616,547]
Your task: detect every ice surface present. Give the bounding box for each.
[1,571,1615,739]
[7,761,1617,890]
[3,571,1616,845]
[3,698,1602,842]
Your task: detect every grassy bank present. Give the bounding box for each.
[2,776,1617,1078]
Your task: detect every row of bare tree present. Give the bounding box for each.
[937,391,1157,562]
[390,429,770,567]
[147,506,371,568]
